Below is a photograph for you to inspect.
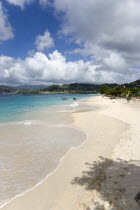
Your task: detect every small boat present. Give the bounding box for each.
[61,96,68,100]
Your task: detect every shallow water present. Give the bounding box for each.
[0,94,97,206]
[0,94,93,123]
[0,122,86,206]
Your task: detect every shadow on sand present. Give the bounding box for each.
[72,157,140,210]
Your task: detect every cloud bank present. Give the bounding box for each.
[0,2,14,42]
[54,0,140,80]
[1,0,140,84]
[0,50,139,86]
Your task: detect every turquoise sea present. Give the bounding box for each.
[0,94,93,123]
[0,94,97,207]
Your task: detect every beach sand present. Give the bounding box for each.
[1,96,140,210]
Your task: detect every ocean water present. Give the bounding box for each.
[0,94,97,206]
[0,94,92,123]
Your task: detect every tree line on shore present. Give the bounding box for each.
[0,79,140,96]
[100,85,140,98]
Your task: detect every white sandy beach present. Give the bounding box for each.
[1,96,140,210]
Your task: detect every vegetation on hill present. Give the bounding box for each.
[0,80,140,96]
[101,85,140,98]
[0,85,17,94]
[40,83,117,94]
[16,85,48,90]
[124,79,140,88]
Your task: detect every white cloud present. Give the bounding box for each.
[5,0,34,9]
[53,0,140,79]
[39,0,48,7]
[0,2,14,42]
[0,50,139,86]
[35,30,54,52]
[1,0,140,84]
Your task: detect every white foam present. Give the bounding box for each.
[69,102,79,107]
[19,120,33,126]
[0,120,35,126]
[54,124,65,127]
[57,110,74,113]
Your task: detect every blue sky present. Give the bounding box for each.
[1,1,69,59]
[0,0,140,85]
[1,1,57,58]
[1,0,84,61]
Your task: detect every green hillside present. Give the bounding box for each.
[40,83,118,94]
[0,85,17,94]
[0,80,140,95]
[127,79,140,88]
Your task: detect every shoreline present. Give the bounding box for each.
[0,96,93,208]
[0,125,89,209]
[1,96,140,209]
